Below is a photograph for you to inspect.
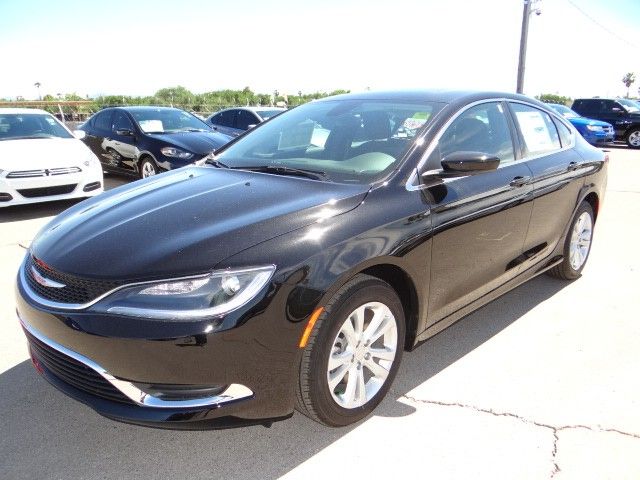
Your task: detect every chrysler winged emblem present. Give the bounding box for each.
[31,266,66,288]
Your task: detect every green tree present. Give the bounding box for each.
[622,72,636,98]
[536,93,572,105]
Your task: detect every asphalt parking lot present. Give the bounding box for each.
[1,150,639,479]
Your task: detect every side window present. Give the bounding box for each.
[214,110,235,128]
[94,110,113,132]
[436,102,515,165]
[236,110,258,130]
[112,111,133,132]
[510,103,561,156]
[553,118,573,148]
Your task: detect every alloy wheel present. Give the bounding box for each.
[628,130,640,147]
[326,302,397,409]
[569,212,592,270]
[141,161,157,178]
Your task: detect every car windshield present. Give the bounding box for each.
[256,109,284,120]
[129,109,210,133]
[617,98,640,113]
[215,99,444,184]
[0,113,73,141]
[549,104,580,118]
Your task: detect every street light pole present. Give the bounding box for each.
[516,0,541,94]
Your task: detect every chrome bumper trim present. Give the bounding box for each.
[19,315,254,409]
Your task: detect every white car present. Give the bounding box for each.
[0,108,104,207]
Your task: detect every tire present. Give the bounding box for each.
[548,201,594,280]
[139,156,158,179]
[626,128,640,149]
[296,274,405,426]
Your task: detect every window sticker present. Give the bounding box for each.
[278,121,314,150]
[139,120,164,133]
[396,112,430,138]
[515,111,553,152]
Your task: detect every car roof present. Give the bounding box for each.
[108,106,185,112]
[313,89,539,105]
[0,108,51,115]
[216,106,286,113]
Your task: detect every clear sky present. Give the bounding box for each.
[1,0,638,100]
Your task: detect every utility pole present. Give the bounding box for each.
[516,0,541,94]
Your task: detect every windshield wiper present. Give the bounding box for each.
[237,165,328,181]
[204,157,230,168]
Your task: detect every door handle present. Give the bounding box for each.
[567,162,580,172]
[509,176,530,188]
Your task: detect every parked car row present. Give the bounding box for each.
[547,103,615,145]
[16,90,607,429]
[571,97,640,148]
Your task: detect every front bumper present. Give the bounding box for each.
[0,170,103,207]
[15,268,302,429]
[581,128,615,145]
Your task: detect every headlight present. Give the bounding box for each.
[586,125,603,132]
[92,266,275,320]
[161,147,194,159]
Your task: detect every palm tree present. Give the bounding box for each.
[34,82,41,100]
[622,73,636,98]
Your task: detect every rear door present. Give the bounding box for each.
[507,102,586,267]
[236,109,260,133]
[109,111,137,171]
[425,101,534,324]
[210,109,240,137]
[84,110,113,167]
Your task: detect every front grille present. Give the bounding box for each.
[25,328,133,404]
[25,255,124,305]
[17,184,77,198]
[7,167,81,178]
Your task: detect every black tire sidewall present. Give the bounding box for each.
[306,279,405,426]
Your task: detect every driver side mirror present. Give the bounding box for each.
[611,107,624,115]
[73,130,86,140]
[440,151,500,174]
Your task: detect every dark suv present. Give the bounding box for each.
[80,107,232,178]
[572,98,640,148]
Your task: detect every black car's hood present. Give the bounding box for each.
[149,131,232,154]
[31,168,368,281]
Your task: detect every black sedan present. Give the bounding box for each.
[80,106,232,178]
[16,90,607,429]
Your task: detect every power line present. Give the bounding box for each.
[565,0,640,51]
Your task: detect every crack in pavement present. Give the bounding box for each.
[399,393,640,478]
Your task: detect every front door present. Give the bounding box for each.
[424,101,534,324]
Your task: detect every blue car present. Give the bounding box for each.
[547,103,614,145]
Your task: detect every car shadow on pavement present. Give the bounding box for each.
[0,275,568,480]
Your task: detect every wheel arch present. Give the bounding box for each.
[313,259,422,352]
[359,264,420,351]
[583,191,599,222]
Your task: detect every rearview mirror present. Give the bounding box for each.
[441,151,500,174]
[73,130,86,140]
